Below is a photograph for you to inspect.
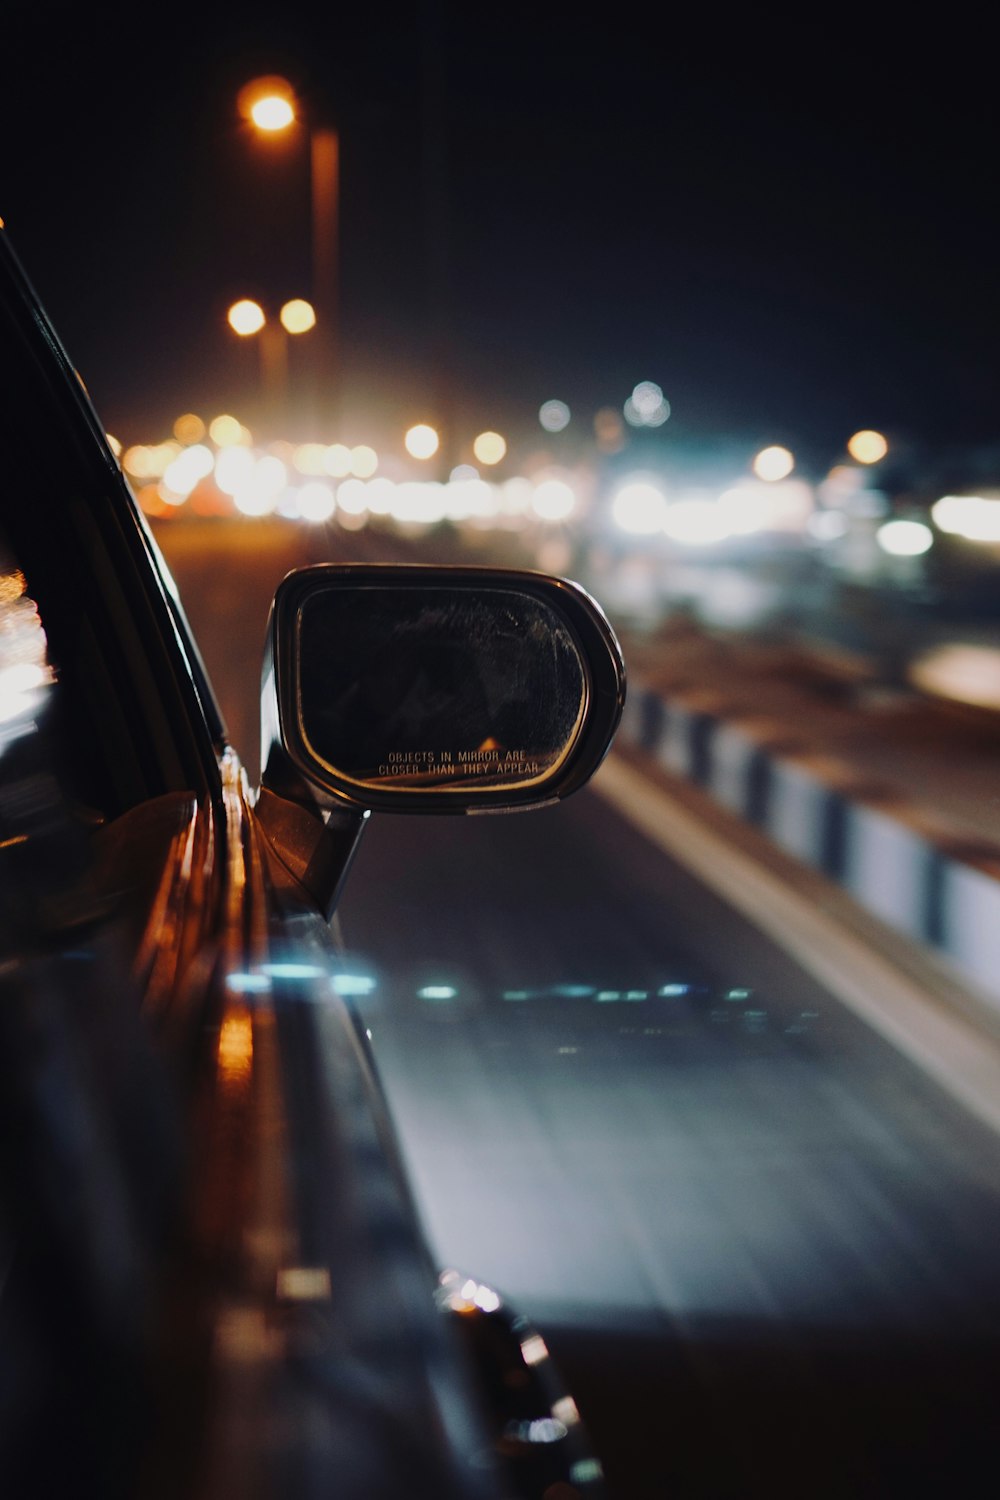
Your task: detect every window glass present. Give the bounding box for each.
[0,250,213,817]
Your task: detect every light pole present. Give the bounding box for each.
[237,77,340,426]
[227,297,316,428]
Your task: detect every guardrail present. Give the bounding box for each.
[618,683,1000,1006]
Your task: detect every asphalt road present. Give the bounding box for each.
[159,518,1000,1498]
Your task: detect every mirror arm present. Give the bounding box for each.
[254,772,369,922]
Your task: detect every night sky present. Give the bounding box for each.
[4,5,999,466]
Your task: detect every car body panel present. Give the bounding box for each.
[0,231,531,1498]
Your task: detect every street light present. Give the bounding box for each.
[226,298,316,425]
[239,75,339,422]
[227,298,266,337]
[280,298,317,335]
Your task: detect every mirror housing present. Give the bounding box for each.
[260,565,625,816]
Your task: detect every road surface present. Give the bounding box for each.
[159,517,1000,1497]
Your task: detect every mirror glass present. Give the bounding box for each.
[295,585,587,795]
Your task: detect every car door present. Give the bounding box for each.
[0,235,502,1500]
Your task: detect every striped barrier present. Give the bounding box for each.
[618,682,1000,1006]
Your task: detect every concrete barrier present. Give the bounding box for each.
[619,682,1000,1007]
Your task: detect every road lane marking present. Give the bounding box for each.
[594,754,1000,1137]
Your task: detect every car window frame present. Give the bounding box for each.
[0,233,227,824]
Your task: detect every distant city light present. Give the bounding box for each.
[717,479,813,535]
[594,407,625,452]
[753,445,795,482]
[847,429,888,464]
[162,444,214,500]
[298,481,337,522]
[539,399,571,433]
[293,442,327,475]
[450,464,479,482]
[931,494,1000,543]
[390,481,447,525]
[254,455,288,496]
[227,299,266,337]
[405,424,440,460]
[336,479,369,516]
[473,431,507,466]
[105,432,122,457]
[123,442,179,480]
[214,446,255,496]
[174,412,206,445]
[624,380,670,428]
[350,445,378,478]
[365,477,396,515]
[807,510,849,542]
[209,415,248,448]
[532,478,576,521]
[280,298,316,334]
[876,519,933,556]
[323,443,352,477]
[232,454,287,516]
[662,499,730,546]
[612,479,668,534]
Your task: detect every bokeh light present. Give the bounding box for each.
[123,442,180,480]
[753,445,795,482]
[847,429,888,464]
[473,431,507,466]
[350,445,379,478]
[293,443,327,476]
[210,414,247,447]
[233,455,288,516]
[252,96,295,131]
[876,519,933,556]
[174,412,206,445]
[612,479,668,533]
[323,443,353,477]
[227,300,266,337]
[238,77,297,131]
[405,424,440,460]
[594,408,625,452]
[280,299,316,334]
[932,494,1000,542]
[539,400,571,433]
[662,500,730,546]
[532,479,576,521]
[336,479,369,516]
[624,381,670,428]
[215,446,255,496]
[298,481,337,523]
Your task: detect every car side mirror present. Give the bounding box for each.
[260,564,626,817]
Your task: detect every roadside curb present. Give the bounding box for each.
[618,682,1000,1006]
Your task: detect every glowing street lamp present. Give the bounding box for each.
[227,298,266,337]
[280,298,316,334]
[237,76,297,133]
[239,75,339,418]
[226,299,315,422]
